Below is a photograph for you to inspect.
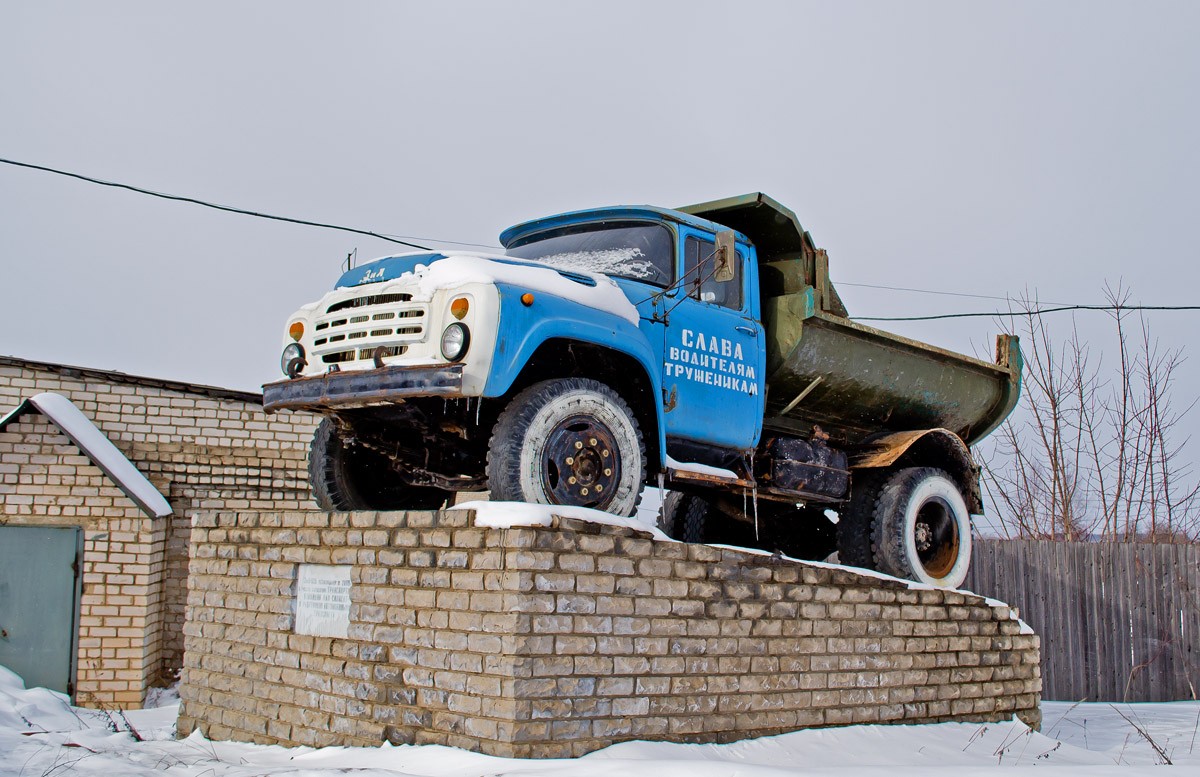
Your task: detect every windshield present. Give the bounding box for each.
[506,222,673,287]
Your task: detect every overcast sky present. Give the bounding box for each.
[2,2,1197,425]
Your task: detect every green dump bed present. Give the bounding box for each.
[678,194,1022,449]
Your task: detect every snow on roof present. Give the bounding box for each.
[0,392,172,518]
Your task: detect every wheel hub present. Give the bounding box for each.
[542,415,620,509]
[914,496,960,579]
[914,522,933,552]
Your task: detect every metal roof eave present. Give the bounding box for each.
[0,392,173,518]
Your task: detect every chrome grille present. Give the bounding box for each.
[327,292,412,314]
[310,290,428,367]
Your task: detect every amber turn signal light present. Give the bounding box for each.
[288,321,304,341]
[450,297,470,319]
[521,293,534,306]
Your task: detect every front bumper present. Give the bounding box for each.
[263,363,464,413]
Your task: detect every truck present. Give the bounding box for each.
[263,193,1021,588]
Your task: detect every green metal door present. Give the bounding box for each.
[0,525,82,697]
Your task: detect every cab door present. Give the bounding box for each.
[660,226,764,453]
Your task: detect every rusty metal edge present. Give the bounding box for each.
[806,310,1014,377]
[262,363,464,413]
[666,468,756,490]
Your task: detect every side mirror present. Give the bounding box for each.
[714,230,737,283]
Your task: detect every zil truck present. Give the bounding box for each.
[263,193,1021,588]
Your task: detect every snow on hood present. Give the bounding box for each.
[334,252,640,325]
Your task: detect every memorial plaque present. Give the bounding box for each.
[295,564,352,638]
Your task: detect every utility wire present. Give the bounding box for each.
[0,156,432,250]
[839,280,1073,307]
[852,304,1200,322]
[377,231,501,250]
[5,157,1197,321]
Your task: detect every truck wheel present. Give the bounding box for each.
[870,467,972,588]
[837,469,888,569]
[309,419,451,511]
[487,378,645,516]
[658,491,710,542]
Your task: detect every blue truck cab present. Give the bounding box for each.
[264,194,1022,587]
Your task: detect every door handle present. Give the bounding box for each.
[734,326,755,336]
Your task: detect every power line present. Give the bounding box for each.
[377,231,501,250]
[4,157,1196,320]
[838,280,1074,307]
[0,156,432,250]
[852,304,1200,322]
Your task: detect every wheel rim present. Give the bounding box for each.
[913,496,961,579]
[540,413,621,509]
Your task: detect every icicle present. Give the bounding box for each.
[752,484,759,542]
[656,472,665,527]
[476,397,481,427]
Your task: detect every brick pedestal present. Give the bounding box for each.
[178,509,1040,756]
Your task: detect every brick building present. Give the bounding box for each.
[0,355,320,707]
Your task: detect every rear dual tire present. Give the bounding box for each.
[839,466,972,588]
[658,491,710,542]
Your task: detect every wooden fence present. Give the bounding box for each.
[963,540,1199,702]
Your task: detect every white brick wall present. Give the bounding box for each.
[0,357,320,707]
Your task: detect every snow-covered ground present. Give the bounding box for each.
[2,666,1195,776]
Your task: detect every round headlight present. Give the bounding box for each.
[440,323,470,361]
[282,343,306,377]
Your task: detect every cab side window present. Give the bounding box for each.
[683,236,742,310]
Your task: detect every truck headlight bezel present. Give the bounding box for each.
[282,343,306,377]
[440,323,470,361]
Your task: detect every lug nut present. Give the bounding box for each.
[601,450,610,458]
[595,484,603,492]
[604,468,612,476]
[589,438,597,446]
[568,476,577,484]
[581,488,589,495]
[575,441,583,449]
[565,456,574,465]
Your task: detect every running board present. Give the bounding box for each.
[666,467,756,490]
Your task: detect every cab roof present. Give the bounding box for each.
[499,193,819,262]
[498,205,749,248]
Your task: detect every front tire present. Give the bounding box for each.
[309,419,451,511]
[871,467,972,588]
[487,378,646,516]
